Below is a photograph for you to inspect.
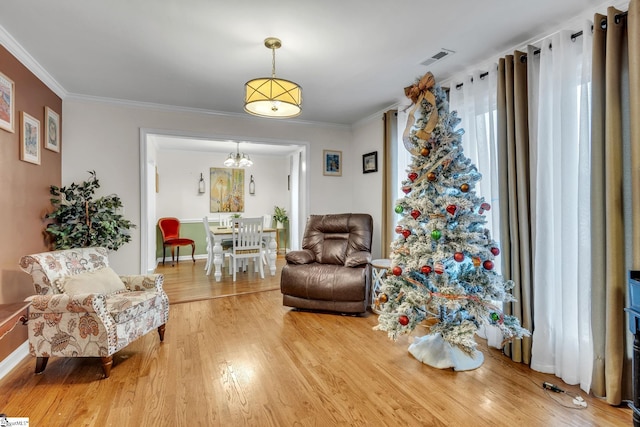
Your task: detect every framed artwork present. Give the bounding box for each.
[362,151,378,174]
[323,150,342,176]
[44,106,60,152]
[210,167,245,213]
[20,112,40,165]
[0,71,15,133]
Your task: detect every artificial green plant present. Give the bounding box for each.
[46,171,135,251]
[273,206,288,224]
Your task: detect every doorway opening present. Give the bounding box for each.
[139,128,309,273]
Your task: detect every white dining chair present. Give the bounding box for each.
[262,214,272,229]
[229,217,264,281]
[261,214,272,265]
[203,216,232,276]
[202,216,214,273]
[217,214,232,227]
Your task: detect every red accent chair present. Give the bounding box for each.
[158,217,195,266]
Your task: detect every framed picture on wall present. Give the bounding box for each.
[210,167,245,213]
[323,150,342,176]
[20,112,41,165]
[0,71,15,133]
[44,106,60,152]
[362,151,378,174]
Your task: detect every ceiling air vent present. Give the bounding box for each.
[420,48,456,67]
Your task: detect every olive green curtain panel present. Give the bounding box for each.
[496,52,534,364]
[591,2,639,405]
[382,110,397,259]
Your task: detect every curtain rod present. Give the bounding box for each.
[454,10,628,90]
[532,10,626,56]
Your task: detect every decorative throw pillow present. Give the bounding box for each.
[56,267,127,296]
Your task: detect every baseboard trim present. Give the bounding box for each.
[0,341,29,380]
[156,254,207,265]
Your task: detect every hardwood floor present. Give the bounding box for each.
[0,259,632,426]
[158,257,286,305]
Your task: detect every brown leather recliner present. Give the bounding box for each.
[280,213,373,314]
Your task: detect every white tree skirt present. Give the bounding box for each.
[408,333,484,371]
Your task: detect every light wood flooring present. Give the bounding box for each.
[159,257,286,305]
[0,258,632,426]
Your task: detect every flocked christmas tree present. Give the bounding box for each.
[374,72,529,371]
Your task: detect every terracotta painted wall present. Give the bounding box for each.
[0,44,61,361]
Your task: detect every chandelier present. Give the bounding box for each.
[224,142,253,168]
[244,37,302,119]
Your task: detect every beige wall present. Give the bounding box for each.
[351,115,385,259]
[62,99,379,274]
[0,45,62,360]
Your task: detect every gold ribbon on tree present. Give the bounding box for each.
[401,72,438,155]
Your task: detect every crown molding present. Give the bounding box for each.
[353,101,403,128]
[0,24,67,99]
[66,92,351,130]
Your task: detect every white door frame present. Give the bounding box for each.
[139,128,309,273]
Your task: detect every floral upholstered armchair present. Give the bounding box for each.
[19,247,169,378]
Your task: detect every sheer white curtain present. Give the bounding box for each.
[449,70,502,347]
[449,71,501,242]
[530,22,594,392]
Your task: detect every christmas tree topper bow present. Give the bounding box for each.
[402,72,438,155]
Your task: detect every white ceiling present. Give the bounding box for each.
[0,0,613,127]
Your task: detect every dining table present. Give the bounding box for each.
[209,226,278,282]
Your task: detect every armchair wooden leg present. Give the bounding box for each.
[191,243,195,263]
[35,356,49,374]
[158,324,166,342]
[101,356,113,378]
[162,245,166,265]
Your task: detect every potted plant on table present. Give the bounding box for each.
[45,171,135,251]
[273,206,288,229]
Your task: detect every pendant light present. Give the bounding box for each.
[244,37,302,118]
[224,142,253,168]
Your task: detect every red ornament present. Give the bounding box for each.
[460,183,470,193]
[420,148,430,157]
[401,229,411,238]
[427,172,437,182]
[434,262,444,274]
[395,225,403,234]
[408,172,418,182]
[392,266,403,276]
[402,186,411,194]
[490,247,500,256]
[398,315,409,326]
[483,260,494,270]
[446,204,457,215]
[481,202,491,211]
[420,265,432,274]
[454,252,464,262]
[410,209,420,220]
